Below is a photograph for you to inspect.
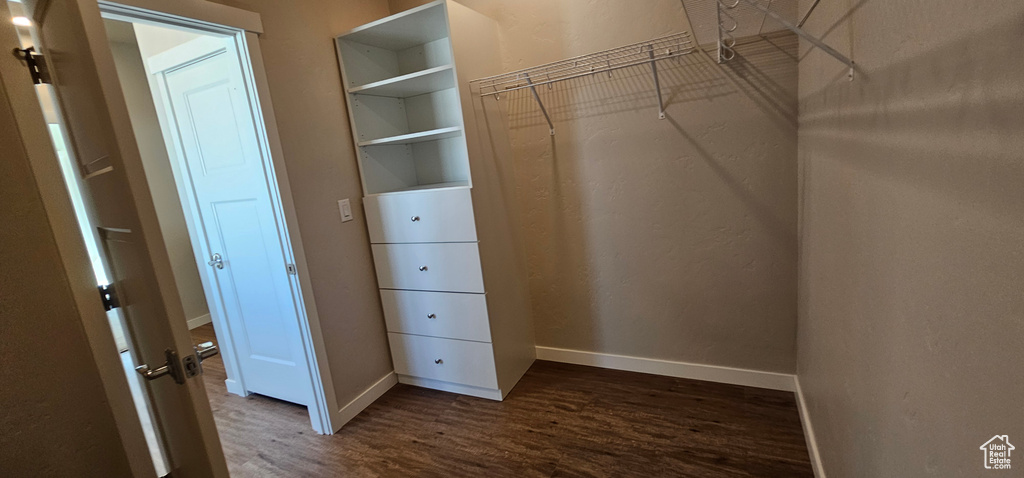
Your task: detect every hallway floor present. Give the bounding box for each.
[192,324,812,477]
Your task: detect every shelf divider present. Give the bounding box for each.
[358,126,463,147]
[349,65,455,98]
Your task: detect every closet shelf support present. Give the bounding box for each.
[647,49,666,120]
[739,0,855,80]
[797,0,823,28]
[524,73,555,135]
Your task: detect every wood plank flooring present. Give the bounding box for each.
[191,324,813,477]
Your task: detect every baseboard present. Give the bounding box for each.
[224,378,245,397]
[535,346,797,392]
[187,313,212,330]
[794,377,826,478]
[397,374,503,401]
[333,372,398,432]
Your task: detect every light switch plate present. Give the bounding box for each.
[338,199,353,222]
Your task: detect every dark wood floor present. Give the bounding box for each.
[191,324,812,477]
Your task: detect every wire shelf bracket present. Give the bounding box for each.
[523,73,554,135]
[717,0,855,80]
[471,32,698,135]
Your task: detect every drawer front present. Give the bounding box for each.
[364,188,477,244]
[388,333,498,390]
[380,290,491,342]
[372,243,484,293]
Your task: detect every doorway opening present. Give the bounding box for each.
[96,14,328,430]
[11,1,333,473]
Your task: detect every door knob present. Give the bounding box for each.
[419,265,428,271]
[434,359,443,364]
[135,349,185,384]
[208,253,224,269]
[195,341,219,361]
[183,341,220,378]
[427,313,437,319]
[411,216,420,222]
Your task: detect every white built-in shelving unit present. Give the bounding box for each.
[336,0,535,400]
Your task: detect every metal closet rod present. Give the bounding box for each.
[471,32,698,134]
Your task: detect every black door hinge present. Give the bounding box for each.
[98,284,120,311]
[12,47,50,85]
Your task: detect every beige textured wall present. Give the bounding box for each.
[0,71,133,477]
[392,0,800,373]
[207,0,396,407]
[796,0,1024,475]
[106,21,212,326]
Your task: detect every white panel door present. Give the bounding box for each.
[18,0,226,475]
[159,46,312,406]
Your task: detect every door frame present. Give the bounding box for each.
[101,0,342,435]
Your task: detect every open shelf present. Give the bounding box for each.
[358,126,462,147]
[348,65,455,98]
[337,1,471,196]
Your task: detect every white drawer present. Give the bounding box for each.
[364,188,477,244]
[380,290,491,342]
[371,243,484,293]
[388,333,498,390]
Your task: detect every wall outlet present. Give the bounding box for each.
[338,199,353,222]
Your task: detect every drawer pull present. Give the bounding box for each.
[427,313,437,319]
[411,216,420,222]
[419,265,428,271]
[434,358,443,364]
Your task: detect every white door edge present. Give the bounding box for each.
[99,3,339,435]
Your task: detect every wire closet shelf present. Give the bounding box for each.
[714,0,853,79]
[470,31,698,135]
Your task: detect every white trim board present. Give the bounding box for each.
[334,372,398,431]
[397,375,503,401]
[535,346,797,392]
[187,313,211,330]
[794,377,827,478]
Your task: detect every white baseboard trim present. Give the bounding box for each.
[535,346,797,392]
[224,378,245,397]
[333,372,397,432]
[397,374,503,401]
[187,313,212,330]
[794,377,826,478]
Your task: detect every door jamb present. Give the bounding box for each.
[98,1,341,434]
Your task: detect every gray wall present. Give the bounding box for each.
[208,0,396,409]
[392,0,800,373]
[0,67,133,478]
[796,0,1024,475]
